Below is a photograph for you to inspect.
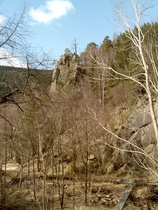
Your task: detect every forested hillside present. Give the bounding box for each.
[51,22,158,108]
[0,65,52,99]
[1,1,158,209]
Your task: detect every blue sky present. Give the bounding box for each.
[28,0,115,57]
[0,0,158,66]
[0,0,115,60]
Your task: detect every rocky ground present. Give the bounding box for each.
[1,163,158,209]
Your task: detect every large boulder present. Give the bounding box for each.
[124,99,158,155]
[116,98,158,178]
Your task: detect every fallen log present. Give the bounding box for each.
[114,179,135,210]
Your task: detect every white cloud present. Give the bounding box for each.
[0,48,26,68]
[29,0,75,24]
[0,15,6,24]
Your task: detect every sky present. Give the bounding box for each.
[0,0,158,67]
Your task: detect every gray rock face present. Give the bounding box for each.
[50,53,85,93]
[118,99,158,176]
[125,100,157,152]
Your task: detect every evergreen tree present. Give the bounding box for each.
[100,36,112,53]
[86,42,99,50]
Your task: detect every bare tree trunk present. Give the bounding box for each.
[42,171,47,210]
[2,139,8,208]
[51,149,55,210]
[32,155,37,200]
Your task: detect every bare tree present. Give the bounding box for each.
[0,3,54,209]
[114,0,158,141]
[87,0,158,179]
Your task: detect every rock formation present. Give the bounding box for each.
[124,99,158,155]
[97,98,158,178]
[113,98,158,178]
[50,53,85,93]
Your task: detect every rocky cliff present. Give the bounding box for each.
[125,99,157,156]
[50,53,85,93]
[111,98,158,178]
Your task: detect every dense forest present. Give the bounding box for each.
[0,65,52,96]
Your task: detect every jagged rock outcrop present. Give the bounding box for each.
[100,98,158,177]
[124,99,158,155]
[112,98,158,178]
[50,53,85,93]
